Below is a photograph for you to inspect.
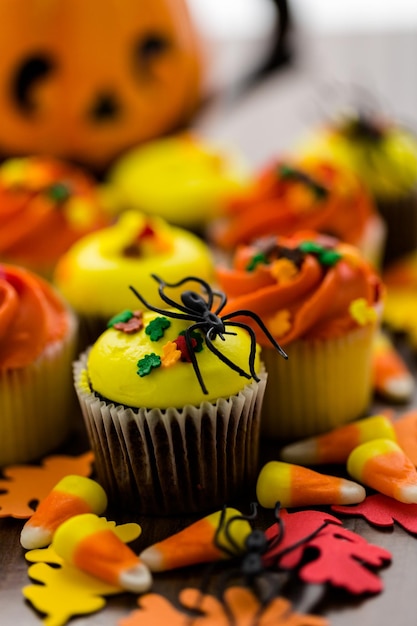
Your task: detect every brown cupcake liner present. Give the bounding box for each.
[0,312,78,466]
[74,353,267,515]
[261,323,376,442]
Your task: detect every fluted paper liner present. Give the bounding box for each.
[74,352,267,515]
[261,323,376,441]
[0,313,78,466]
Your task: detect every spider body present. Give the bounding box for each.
[129,274,287,394]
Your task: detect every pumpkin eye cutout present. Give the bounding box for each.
[11,53,55,115]
[133,32,171,77]
[88,92,121,123]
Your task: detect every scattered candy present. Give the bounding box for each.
[372,330,414,402]
[140,507,251,572]
[20,475,108,550]
[347,439,417,503]
[280,414,396,465]
[53,514,152,593]
[393,410,417,465]
[256,461,366,508]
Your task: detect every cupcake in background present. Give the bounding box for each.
[104,133,250,232]
[212,156,385,269]
[73,275,286,515]
[0,156,111,278]
[53,210,215,346]
[216,231,384,441]
[0,264,78,466]
[295,110,417,267]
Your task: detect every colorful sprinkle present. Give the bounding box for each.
[137,353,161,377]
[161,341,181,368]
[270,258,298,283]
[145,316,171,341]
[267,309,292,338]
[179,329,204,352]
[278,164,328,199]
[46,182,72,203]
[246,252,268,272]
[107,310,135,328]
[174,335,198,362]
[349,298,378,326]
[299,241,342,266]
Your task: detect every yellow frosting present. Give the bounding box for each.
[87,310,261,408]
[105,134,249,228]
[54,211,214,317]
[297,120,417,199]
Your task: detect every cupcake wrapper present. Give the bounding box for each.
[0,313,78,466]
[261,324,376,441]
[74,354,266,515]
[377,190,417,266]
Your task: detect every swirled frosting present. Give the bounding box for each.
[54,211,214,317]
[216,232,384,346]
[0,156,110,273]
[296,114,417,199]
[0,264,70,370]
[87,309,261,408]
[214,157,377,250]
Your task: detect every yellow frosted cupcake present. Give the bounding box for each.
[74,275,286,514]
[0,264,77,466]
[217,232,384,440]
[296,112,417,266]
[105,133,249,231]
[54,210,214,344]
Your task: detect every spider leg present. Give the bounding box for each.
[183,323,209,394]
[221,322,260,381]
[150,274,201,314]
[206,329,252,380]
[265,502,285,553]
[152,274,217,310]
[222,310,288,360]
[129,285,201,321]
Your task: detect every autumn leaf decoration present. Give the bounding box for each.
[333,493,417,533]
[119,587,328,626]
[263,509,391,595]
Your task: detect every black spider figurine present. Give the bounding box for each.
[129,274,287,394]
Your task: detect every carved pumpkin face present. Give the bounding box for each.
[0,0,202,170]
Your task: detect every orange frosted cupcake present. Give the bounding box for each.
[0,264,77,466]
[0,156,110,277]
[217,232,384,440]
[213,157,385,268]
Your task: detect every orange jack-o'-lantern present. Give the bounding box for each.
[0,0,202,170]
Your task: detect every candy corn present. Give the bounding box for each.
[256,461,366,508]
[53,513,152,593]
[347,438,417,503]
[280,414,396,465]
[372,330,414,402]
[140,507,251,572]
[20,475,108,550]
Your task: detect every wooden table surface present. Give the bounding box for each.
[2,24,417,626]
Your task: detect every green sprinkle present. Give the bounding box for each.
[299,241,324,254]
[145,316,171,341]
[246,252,268,272]
[179,329,204,352]
[319,249,342,266]
[46,182,72,203]
[137,353,161,377]
[107,310,134,328]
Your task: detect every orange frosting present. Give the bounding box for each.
[0,264,69,369]
[217,232,383,346]
[0,157,110,272]
[214,158,376,249]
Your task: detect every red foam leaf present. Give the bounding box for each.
[264,509,391,594]
[332,493,417,533]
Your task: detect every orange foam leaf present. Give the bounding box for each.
[119,587,328,626]
[0,451,94,519]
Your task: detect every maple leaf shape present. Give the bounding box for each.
[23,521,141,626]
[332,493,417,533]
[119,587,328,626]
[264,509,391,594]
[0,452,94,519]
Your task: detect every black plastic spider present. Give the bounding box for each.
[129,274,287,394]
